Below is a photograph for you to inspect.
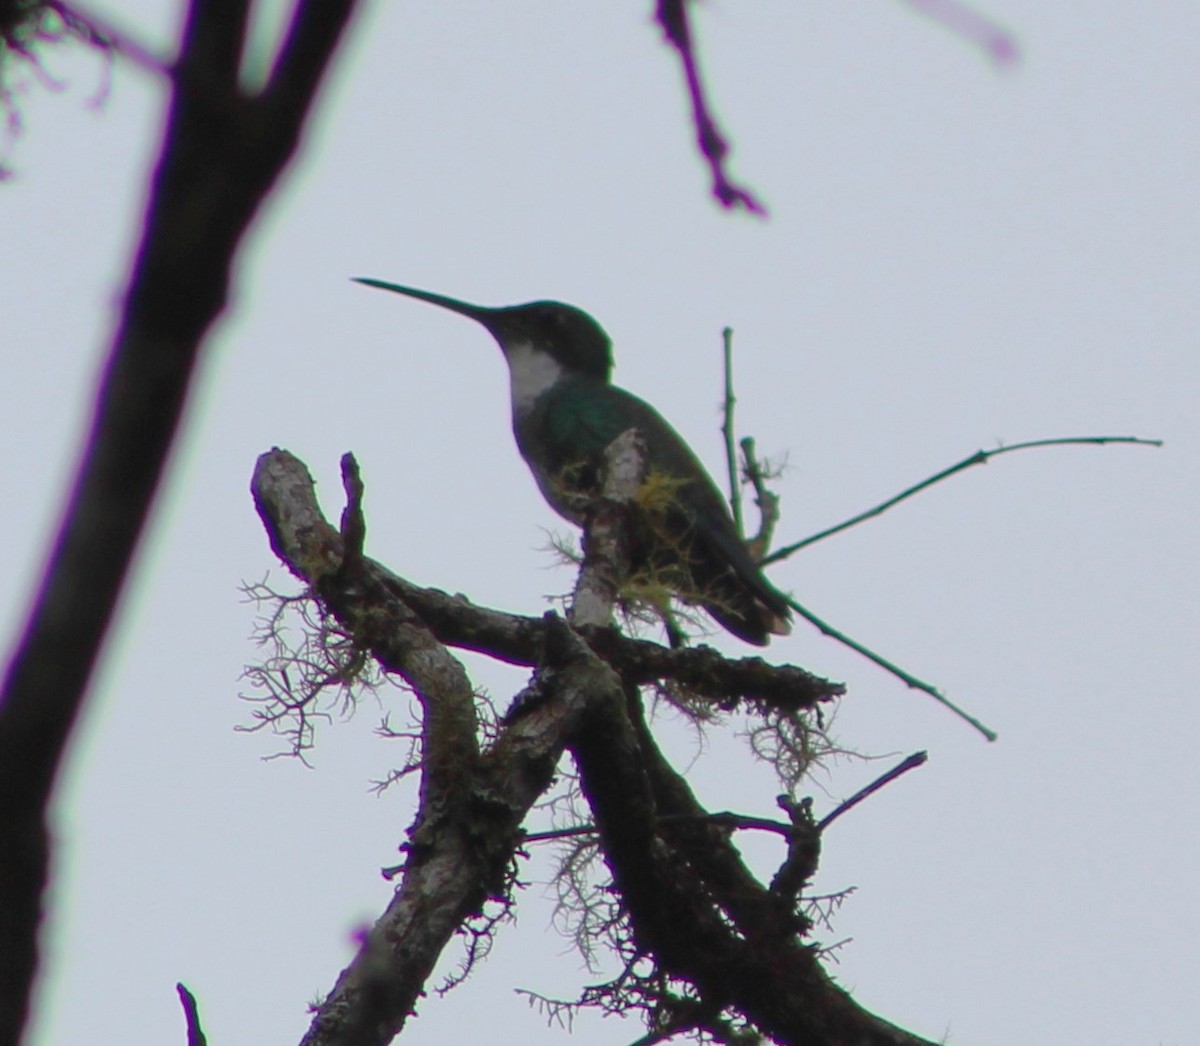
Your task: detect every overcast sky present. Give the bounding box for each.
[2,2,1197,1043]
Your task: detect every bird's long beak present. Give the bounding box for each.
[353,278,497,326]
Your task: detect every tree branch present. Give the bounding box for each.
[571,675,938,1045]
[252,447,951,1044]
[766,435,1162,563]
[253,448,625,1044]
[0,5,358,1039]
[655,0,765,213]
[252,449,842,717]
[297,646,604,1046]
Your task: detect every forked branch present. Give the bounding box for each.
[251,448,940,1045]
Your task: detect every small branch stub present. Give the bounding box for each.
[339,452,366,570]
[570,428,647,631]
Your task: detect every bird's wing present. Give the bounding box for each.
[536,381,791,617]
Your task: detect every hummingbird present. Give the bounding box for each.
[354,279,792,646]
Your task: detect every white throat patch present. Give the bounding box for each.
[505,340,564,414]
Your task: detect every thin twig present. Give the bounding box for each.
[788,598,997,741]
[655,0,765,213]
[523,824,597,844]
[50,0,173,75]
[175,983,208,1046]
[526,811,795,846]
[721,326,744,537]
[897,0,1021,67]
[740,436,782,560]
[817,751,927,832]
[664,810,794,838]
[529,750,929,846]
[766,436,1162,564]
